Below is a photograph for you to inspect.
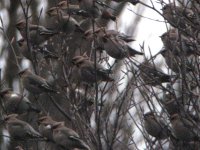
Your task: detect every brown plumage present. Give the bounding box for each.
[78,0,101,18]
[52,122,90,150]
[0,88,40,114]
[144,112,170,139]
[160,49,194,73]
[101,33,143,59]
[162,3,198,30]
[38,116,58,141]
[139,61,174,86]
[170,114,200,141]
[4,114,42,139]
[160,29,200,56]
[72,55,114,84]
[16,20,57,45]
[46,8,84,34]
[18,69,58,94]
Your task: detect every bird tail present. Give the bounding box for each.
[40,29,58,35]
[69,136,91,150]
[127,46,144,56]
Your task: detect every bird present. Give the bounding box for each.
[160,48,194,74]
[160,29,200,56]
[100,33,143,59]
[18,68,59,94]
[170,113,200,141]
[0,88,40,114]
[72,55,114,84]
[46,7,84,34]
[52,122,91,150]
[38,116,58,141]
[4,114,42,139]
[17,38,59,60]
[143,112,170,139]
[78,0,101,18]
[16,20,57,45]
[139,61,175,86]
[161,3,198,30]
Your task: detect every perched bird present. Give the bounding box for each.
[38,116,58,141]
[72,55,114,84]
[0,88,40,114]
[4,114,42,139]
[143,112,170,139]
[161,3,198,30]
[139,61,174,86]
[18,69,58,94]
[100,33,143,59]
[78,0,101,18]
[52,122,90,150]
[46,7,84,34]
[17,38,58,60]
[16,20,57,45]
[160,49,194,73]
[170,114,200,141]
[160,29,200,56]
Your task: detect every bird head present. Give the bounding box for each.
[160,48,167,56]
[159,32,168,41]
[46,7,61,17]
[4,114,19,122]
[51,121,65,130]
[17,68,30,77]
[17,38,25,47]
[170,113,179,121]
[143,112,155,120]
[72,54,89,65]
[16,20,26,30]
[0,88,13,97]
[38,116,54,124]
[57,1,68,9]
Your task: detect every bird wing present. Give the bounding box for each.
[27,75,53,91]
[8,121,24,129]
[24,123,41,138]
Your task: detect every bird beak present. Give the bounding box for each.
[17,70,25,77]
